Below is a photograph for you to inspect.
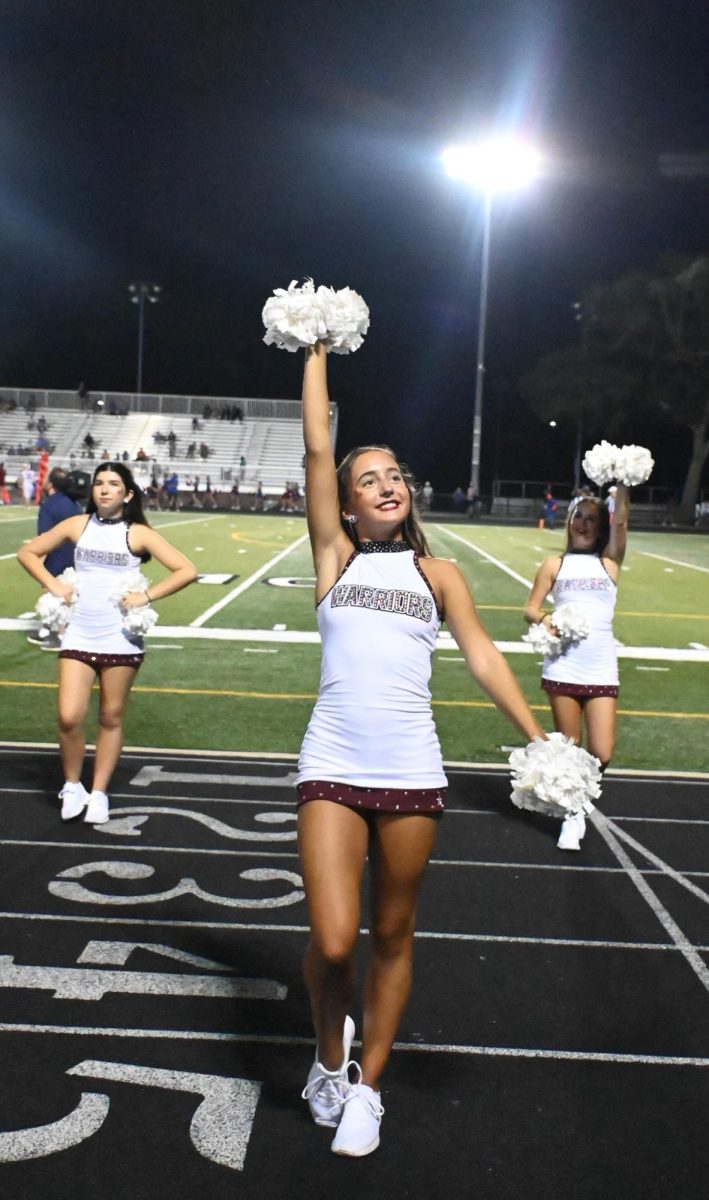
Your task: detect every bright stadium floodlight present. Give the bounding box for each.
[442,138,542,497]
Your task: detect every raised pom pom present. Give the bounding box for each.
[110,571,158,637]
[35,567,79,631]
[616,444,654,486]
[581,440,620,486]
[509,733,602,817]
[582,440,653,487]
[262,279,369,354]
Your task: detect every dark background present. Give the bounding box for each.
[1,0,708,492]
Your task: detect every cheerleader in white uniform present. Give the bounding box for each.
[524,488,629,850]
[297,343,544,1157]
[18,463,197,823]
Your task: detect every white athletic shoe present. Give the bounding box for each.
[84,790,110,824]
[59,780,88,821]
[302,1016,355,1127]
[331,1069,384,1158]
[557,810,586,851]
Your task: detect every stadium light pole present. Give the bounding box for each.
[128,282,161,397]
[441,139,541,498]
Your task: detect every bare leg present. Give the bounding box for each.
[360,813,440,1090]
[582,696,617,768]
[548,693,583,744]
[298,800,369,1069]
[57,659,96,781]
[91,665,138,793]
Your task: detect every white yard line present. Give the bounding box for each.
[151,515,227,532]
[590,810,709,994]
[434,525,533,588]
[639,551,709,574]
[190,531,310,627]
[2,617,708,660]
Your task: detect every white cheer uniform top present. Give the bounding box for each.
[61,516,145,656]
[297,545,447,788]
[542,552,618,687]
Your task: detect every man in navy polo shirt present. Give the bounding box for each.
[27,467,81,649]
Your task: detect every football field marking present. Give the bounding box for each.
[434,525,533,588]
[639,551,709,574]
[190,532,310,627]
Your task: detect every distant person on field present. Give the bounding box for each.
[524,487,630,851]
[421,481,433,511]
[28,468,82,649]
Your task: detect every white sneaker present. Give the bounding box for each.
[331,1069,384,1158]
[84,790,110,824]
[302,1016,355,1127]
[557,810,586,851]
[59,780,88,820]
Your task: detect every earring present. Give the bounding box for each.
[344,514,358,524]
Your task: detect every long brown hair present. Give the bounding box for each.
[336,444,432,557]
[565,495,611,556]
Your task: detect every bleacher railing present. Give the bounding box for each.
[0,387,313,422]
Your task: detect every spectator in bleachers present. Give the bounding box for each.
[83,432,96,457]
[121,450,130,462]
[135,448,148,461]
[239,454,247,480]
[199,442,210,459]
[191,416,201,431]
[186,442,196,459]
[101,449,110,460]
[168,431,177,458]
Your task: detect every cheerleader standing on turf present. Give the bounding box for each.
[523,487,629,850]
[17,462,197,823]
[297,343,544,1157]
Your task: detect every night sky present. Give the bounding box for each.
[2,0,708,492]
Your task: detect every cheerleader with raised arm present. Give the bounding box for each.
[17,462,197,823]
[523,486,629,850]
[296,343,544,1157]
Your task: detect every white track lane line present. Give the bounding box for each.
[603,817,709,906]
[434,525,533,588]
[0,1023,705,1066]
[639,551,709,574]
[590,810,709,993]
[190,531,310,626]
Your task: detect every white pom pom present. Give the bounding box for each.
[615,444,654,486]
[550,602,590,646]
[582,441,620,486]
[509,733,602,817]
[262,279,369,354]
[319,285,370,354]
[35,567,79,631]
[522,622,562,658]
[109,571,158,637]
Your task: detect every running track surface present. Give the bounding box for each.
[0,745,707,1200]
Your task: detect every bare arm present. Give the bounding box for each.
[302,343,351,587]
[523,557,561,628]
[16,516,87,599]
[605,484,628,567]
[432,561,545,742]
[123,526,198,607]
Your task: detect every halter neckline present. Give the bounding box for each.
[357,539,411,554]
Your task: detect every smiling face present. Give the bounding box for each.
[344,449,411,540]
[568,500,604,551]
[92,469,132,519]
